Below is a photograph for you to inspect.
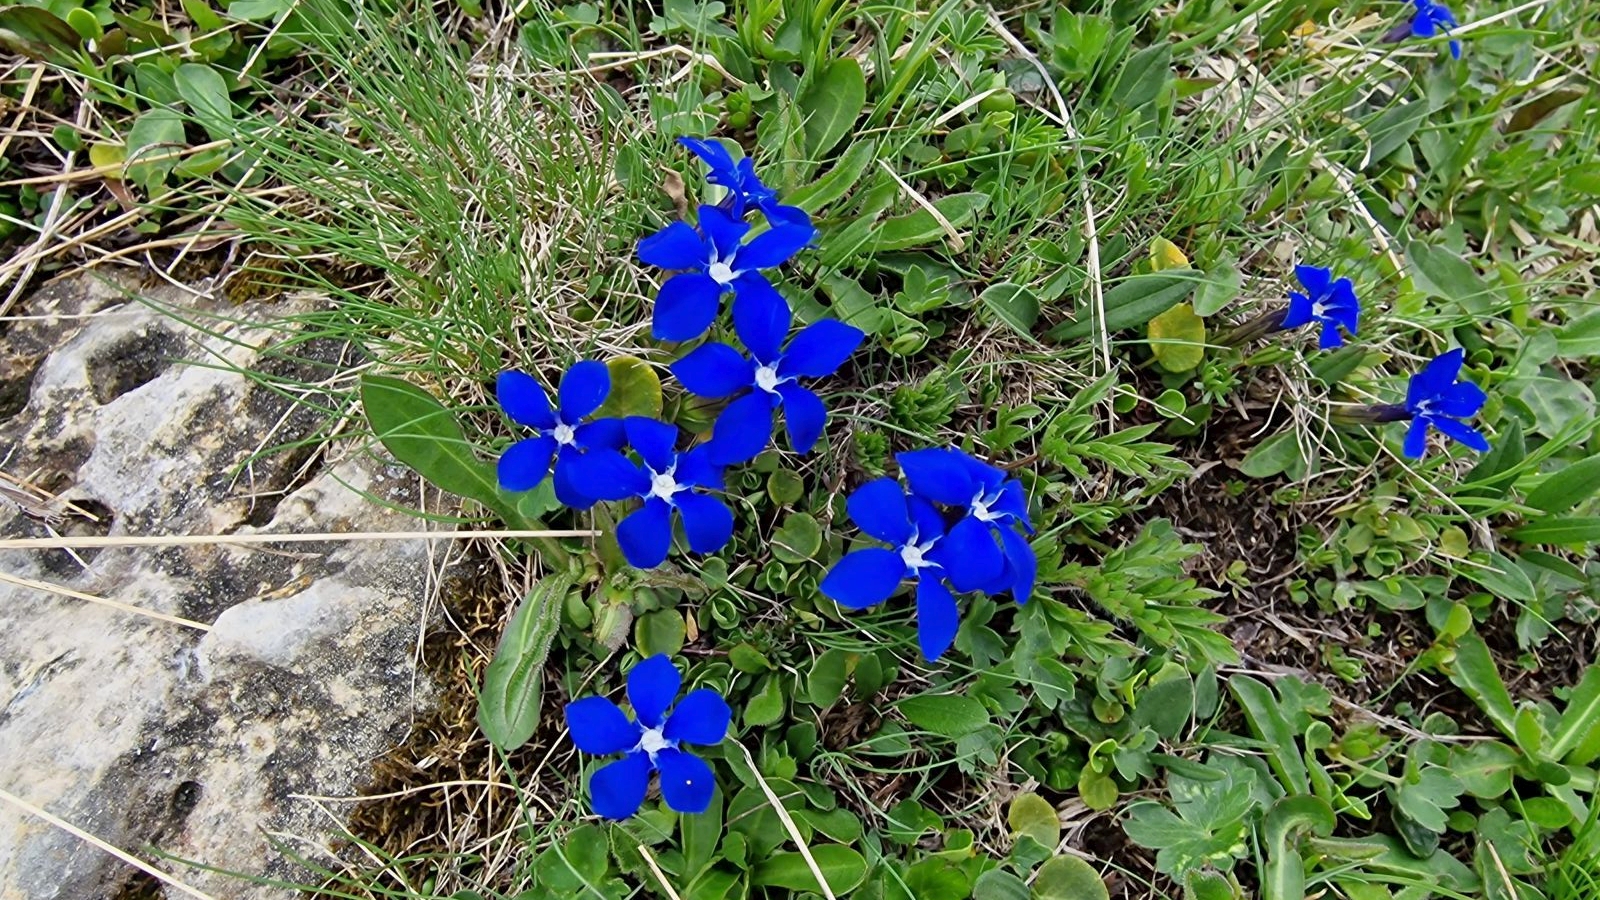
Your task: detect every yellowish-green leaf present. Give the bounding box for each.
[1007,793,1060,848]
[89,142,126,173]
[595,355,662,419]
[1033,855,1110,900]
[1149,237,1189,271]
[1147,302,1206,372]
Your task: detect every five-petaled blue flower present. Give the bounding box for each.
[820,479,970,661]
[1409,0,1462,58]
[672,281,864,465]
[565,654,730,820]
[678,137,810,228]
[637,205,816,342]
[497,363,625,508]
[577,417,734,568]
[898,448,1037,604]
[1402,348,1488,458]
[1280,265,1361,350]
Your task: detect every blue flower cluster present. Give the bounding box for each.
[1409,0,1463,59]
[820,449,1036,661]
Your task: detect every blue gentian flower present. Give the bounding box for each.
[819,479,971,661]
[1402,348,1489,458]
[1279,265,1361,350]
[671,282,864,466]
[497,363,625,508]
[897,448,1036,604]
[564,654,730,819]
[677,137,810,228]
[576,417,733,568]
[1409,0,1462,58]
[637,205,816,342]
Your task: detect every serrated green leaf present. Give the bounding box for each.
[1393,767,1463,833]
[477,573,573,751]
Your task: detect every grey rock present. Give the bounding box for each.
[0,271,448,899]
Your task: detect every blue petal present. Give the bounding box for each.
[994,481,1033,533]
[908,497,948,545]
[569,448,650,500]
[779,319,865,379]
[589,752,652,820]
[655,748,716,814]
[565,696,640,755]
[663,688,731,745]
[698,205,750,262]
[736,222,816,269]
[618,497,675,568]
[576,417,627,451]
[654,273,725,342]
[938,516,1005,593]
[915,577,960,662]
[498,435,557,492]
[1403,417,1432,459]
[763,204,813,229]
[1436,380,1487,418]
[679,136,738,181]
[1411,13,1437,37]
[1449,38,1461,58]
[1280,292,1314,329]
[1295,265,1332,296]
[625,416,680,474]
[707,392,775,466]
[731,277,791,365]
[676,491,734,554]
[558,360,611,421]
[820,548,907,609]
[1408,349,1465,409]
[1431,415,1490,452]
[777,383,827,454]
[1317,321,1345,350]
[897,448,981,506]
[845,478,914,544]
[999,526,1038,604]
[628,653,681,729]
[639,221,709,271]
[553,447,596,508]
[497,370,557,430]
[671,343,754,398]
[674,445,725,490]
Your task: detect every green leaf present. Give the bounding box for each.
[1047,270,1198,341]
[1108,43,1170,109]
[1183,870,1235,900]
[751,845,867,894]
[225,0,294,21]
[1192,257,1240,317]
[1261,796,1335,900]
[973,869,1030,900]
[980,282,1041,338]
[798,58,865,157]
[744,675,785,727]
[1525,455,1600,515]
[1360,101,1429,171]
[1508,375,1596,439]
[64,7,101,40]
[807,648,849,707]
[786,140,876,213]
[867,192,989,253]
[1550,665,1600,762]
[1237,430,1305,480]
[360,374,500,508]
[1133,664,1194,739]
[1393,767,1463,833]
[898,693,991,737]
[1229,675,1309,793]
[174,63,233,141]
[635,609,686,657]
[1450,741,1518,798]
[1031,855,1109,900]
[771,512,822,564]
[1407,242,1492,312]
[1461,552,1536,602]
[0,5,83,63]
[1555,310,1600,358]
[125,108,187,190]
[477,573,573,751]
[594,355,662,419]
[682,787,723,878]
[1147,302,1206,372]
[1006,793,1060,848]
[1446,632,1517,740]
[1459,419,1525,499]
[1508,516,1600,545]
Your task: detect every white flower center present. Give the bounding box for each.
[636,726,674,759]
[1311,301,1327,318]
[708,261,736,285]
[650,471,680,502]
[900,544,927,568]
[754,365,781,393]
[970,488,1003,523]
[552,423,576,445]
